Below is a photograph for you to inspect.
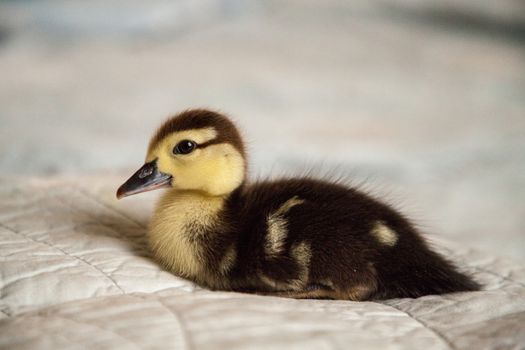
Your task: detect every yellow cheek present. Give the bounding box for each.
[175,145,245,195]
[157,153,182,176]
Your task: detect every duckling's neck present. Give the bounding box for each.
[148,188,227,279]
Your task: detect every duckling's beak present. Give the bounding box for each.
[116,159,172,199]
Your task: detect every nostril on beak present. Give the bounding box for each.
[139,166,154,179]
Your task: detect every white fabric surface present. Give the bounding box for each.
[1,176,524,349]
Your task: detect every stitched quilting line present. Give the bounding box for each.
[43,185,151,256]
[33,314,143,350]
[0,309,10,317]
[440,248,525,288]
[74,186,147,229]
[71,186,154,254]
[132,294,191,350]
[469,265,525,289]
[0,222,126,295]
[377,301,455,350]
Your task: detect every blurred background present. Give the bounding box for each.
[0,0,524,262]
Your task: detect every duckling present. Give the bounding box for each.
[116,109,480,300]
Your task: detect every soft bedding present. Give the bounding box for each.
[1,176,524,349]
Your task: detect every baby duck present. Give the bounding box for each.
[117,109,480,300]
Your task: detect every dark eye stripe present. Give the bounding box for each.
[195,139,223,149]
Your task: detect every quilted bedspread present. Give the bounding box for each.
[1,176,524,350]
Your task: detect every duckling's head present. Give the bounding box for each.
[117,109,246,198]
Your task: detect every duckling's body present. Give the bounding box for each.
[118,109,480,300]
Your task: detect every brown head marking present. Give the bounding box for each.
[148,109,245,159]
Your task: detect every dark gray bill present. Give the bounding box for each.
[116,159,172,199]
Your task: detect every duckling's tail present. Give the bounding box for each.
[374,241,481,299]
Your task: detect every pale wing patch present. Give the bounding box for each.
[219,245,237,274]
[291,241,312,286]
[339,284,375,301]
[259,241,312,291]
[265,196,305,257]
[371,221,398,246]
[265,216,287,257]
[258,273,278,289]
[273,196,305,216]
[317,278,335,289]
[260,284,373,300]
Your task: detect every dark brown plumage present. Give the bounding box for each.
[177,178,480,299]
[118,109,481,300]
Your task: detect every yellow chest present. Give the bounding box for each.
[147,190,224,280]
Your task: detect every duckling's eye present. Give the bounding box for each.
[173,140,197,155]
